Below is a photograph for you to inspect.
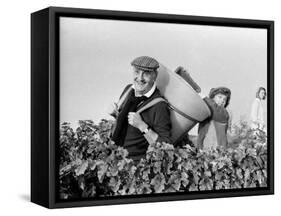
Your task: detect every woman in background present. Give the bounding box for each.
[250,87,267,131]
[197,87,232,150]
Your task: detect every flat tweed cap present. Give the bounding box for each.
[131,56,159,72]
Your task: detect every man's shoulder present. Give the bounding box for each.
[147,99,169,113]
[150,87,163,98]
[152,88,169,107]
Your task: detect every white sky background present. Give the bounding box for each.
[60,17,267,134]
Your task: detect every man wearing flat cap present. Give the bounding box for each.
[109,56,172,162]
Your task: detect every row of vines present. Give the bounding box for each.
[59,120,267,199]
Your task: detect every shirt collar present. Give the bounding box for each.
[132,82,156,98]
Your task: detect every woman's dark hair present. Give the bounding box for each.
[256,87,266,99]
[209,87,231,108]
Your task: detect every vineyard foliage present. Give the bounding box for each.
[59,119,267,199]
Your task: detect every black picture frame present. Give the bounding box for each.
[31,6,274,209]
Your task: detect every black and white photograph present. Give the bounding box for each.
[58,13,270,201]
[1,0,281,214]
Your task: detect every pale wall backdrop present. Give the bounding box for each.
[60,17,267,132]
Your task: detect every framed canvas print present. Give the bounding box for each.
[31,6,274,208]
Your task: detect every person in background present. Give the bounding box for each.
[108,56,172,162]
[250,87,267,130]
[197,87,231,150]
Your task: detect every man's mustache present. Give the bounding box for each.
[134,79,146,84]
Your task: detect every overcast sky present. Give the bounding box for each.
[59,17,267,134]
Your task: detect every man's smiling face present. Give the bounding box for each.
[133,67,156,96]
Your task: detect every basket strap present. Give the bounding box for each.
[137,98,201,123]
[136,98,167,114]
[117,86,201,123]
[116,85,133,111]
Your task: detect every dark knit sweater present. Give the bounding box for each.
[117,84,171,161]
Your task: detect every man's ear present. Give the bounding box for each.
[154,70,158,79]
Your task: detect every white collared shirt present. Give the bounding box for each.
[132,82,156,98]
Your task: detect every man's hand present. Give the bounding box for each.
[128,112,147,131]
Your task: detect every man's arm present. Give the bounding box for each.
[151,102,172,143]
[143,126,160,145]
[128,112,158,144]
[128,102,172,144]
